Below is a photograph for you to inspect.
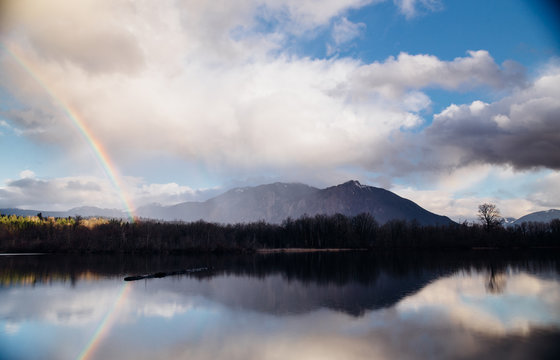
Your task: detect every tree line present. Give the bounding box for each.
[0,212,559,253]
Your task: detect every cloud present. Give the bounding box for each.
[393,185,545,221]
[0,0,558,217]
[393,0,443,19]
[0,0,394,171]
[423,65,560,170]
[349,50,527,98]
[0,119,8,135]
[18,169,35,179]
[0,2,528,172]
[0,170,224,210]
[2,0,145,74]
[398,272,560,334]
[527,172,560,208]
[391,165,560,220]
[5,268,557,360]
[332,17,366,45]
[0,175,118,210]
[0,44,526,176]
[0,280,126,326]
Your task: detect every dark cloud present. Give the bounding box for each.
[425,97,560,171]
[377,67,560,175]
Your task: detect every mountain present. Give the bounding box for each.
[137,180,454,226]
[137,182,319,223]
[513,209,560,225]
[503,217,517,227]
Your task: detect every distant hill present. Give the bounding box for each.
[513,209,560,225]
[65,206,126,218]
[137,180,454,226]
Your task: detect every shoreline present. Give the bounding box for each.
[2,247,560,256]
[256,248,368,253]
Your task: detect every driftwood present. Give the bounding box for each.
[124,267,209,281]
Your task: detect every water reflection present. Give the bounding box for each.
[1,252,559,359]
[486,267,507,294]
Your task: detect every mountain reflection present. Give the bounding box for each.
[1,252,559,316]
[1,252,560,360]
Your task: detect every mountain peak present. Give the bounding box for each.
[341,180,365,188]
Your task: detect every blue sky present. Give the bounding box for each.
[0,0,559,220]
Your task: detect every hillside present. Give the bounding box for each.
[137,180,453,226]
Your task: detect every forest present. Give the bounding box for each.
[0,212,559,253]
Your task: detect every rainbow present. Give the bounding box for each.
[0,42,135,221]
[77,282,133,360]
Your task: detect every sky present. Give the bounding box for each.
[0,0,559,221]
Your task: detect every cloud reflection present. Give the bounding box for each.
[397,270,560,335]
[1,268,559,359]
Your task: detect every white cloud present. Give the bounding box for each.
[0,43,526,178]
[0,175,121,210]
[398,272,560,334]
[392,165,559,221]
[349,50,526,98]
[393,0,442,19]
[4,322,21,335]
[0,119,9,136]
[0,281,127,326]
[0,173,213,210]
[394,185,541,221]
[528,172,560,208]
[18,169,35,179]
[332,17,366,45]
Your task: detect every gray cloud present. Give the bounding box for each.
[422,67,560,170]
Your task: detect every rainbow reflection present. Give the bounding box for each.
[77,282,132,360]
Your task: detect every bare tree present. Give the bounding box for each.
[478,203,503,229]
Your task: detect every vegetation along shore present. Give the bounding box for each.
[1,212,558,254]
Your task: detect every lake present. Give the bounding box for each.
[1,251,559,359]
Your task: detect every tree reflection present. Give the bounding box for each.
[486,266,507,294]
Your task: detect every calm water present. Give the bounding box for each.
[1,252,559,360]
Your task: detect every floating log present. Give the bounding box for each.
[124,267,209,281]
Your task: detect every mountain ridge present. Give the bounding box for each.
[2,180,458,225]
[136,180,454,226]
[512,209,560,225]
